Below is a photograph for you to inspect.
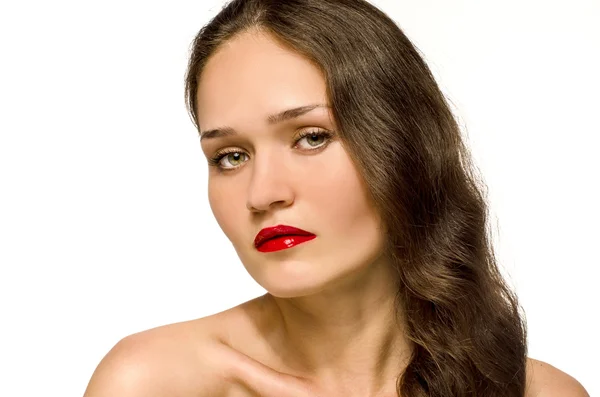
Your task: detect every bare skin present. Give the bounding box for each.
[83,294,589,397]
[212,294,407,397]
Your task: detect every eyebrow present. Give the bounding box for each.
[199,104,330,141]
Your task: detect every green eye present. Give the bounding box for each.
[225,152,245,166]
[295,129,333,150]
[305,133,326,146]
[208,150,248,170]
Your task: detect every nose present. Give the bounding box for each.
[246,151,294,213]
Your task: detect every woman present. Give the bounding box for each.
[83,0,589,396]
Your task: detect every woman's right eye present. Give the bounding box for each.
[208,151,249,170]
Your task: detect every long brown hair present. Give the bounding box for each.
[184,0,528,396]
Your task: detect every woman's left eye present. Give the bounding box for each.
[295,130,333,150]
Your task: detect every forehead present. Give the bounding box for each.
[196,30,329,128]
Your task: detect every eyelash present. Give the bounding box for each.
[208,129,334,171]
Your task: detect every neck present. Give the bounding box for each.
[261,257,413,396]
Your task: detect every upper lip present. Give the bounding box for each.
[254,224,315,247]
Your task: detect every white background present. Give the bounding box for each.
[0,0,598,395]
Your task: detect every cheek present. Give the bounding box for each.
[208,179,243,241]
[304,151,384,260]
[311,148,382,243]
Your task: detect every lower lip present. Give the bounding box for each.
[256,235,316,253]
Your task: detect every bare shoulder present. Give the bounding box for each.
[83,295,317,397]
[82,316,240,397]
[525,358,589,397]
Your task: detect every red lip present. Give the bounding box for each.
[254,224,316,252]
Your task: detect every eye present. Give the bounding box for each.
[294,129,333,150]
[208,150,248,170]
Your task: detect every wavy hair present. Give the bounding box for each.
[184,0,528,396]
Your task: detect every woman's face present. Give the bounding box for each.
[196,30,386,297]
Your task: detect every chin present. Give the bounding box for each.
[249,264,332,299]
[260,279,328,300]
